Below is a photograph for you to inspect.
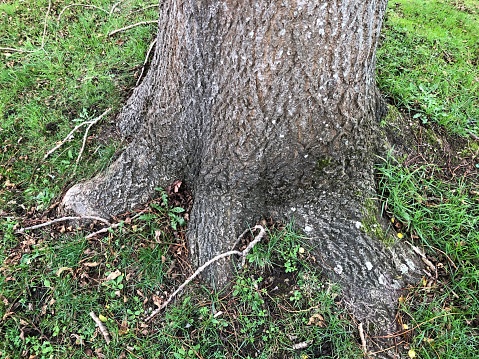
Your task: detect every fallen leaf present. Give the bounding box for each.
[307,313,326,327]
[83,262,99,267]
[56,267,73,276]
[119,320,129,335]
[104,270,122,281]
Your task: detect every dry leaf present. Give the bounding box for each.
[119,320,129,335]
[56,267,73,276]
[104,270,122,281]
[83,262,99,267]
[307,313,326,327]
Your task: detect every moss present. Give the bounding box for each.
[315,157,331,172]
[361,198,396,246]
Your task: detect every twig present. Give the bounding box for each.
[0,47,36,53]
[128,4,158,15]
[108,20,158,37]
[57,4,109,22]
[85,210,146,239]
[76,108,112,164]
[1,0,51,53]
[16,216,110,233]
[144,225,266,322]
[110,0,126,15]
[89,312,111,344]
[44,108,111,160]
[41,0,52,50]
[375,312,459,339]
[358,323,368,356]
[135,38,157,86]
[410,244,436,272]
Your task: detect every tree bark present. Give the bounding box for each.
[62,0,421,349]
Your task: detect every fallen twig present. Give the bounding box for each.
[89,312,111,344]
[108,20,157,37]
[410,244,436,272]
[44,108,111,160]
[110,0,126,15]
[85,210,147,239]
[358,322,368,356]
[57,4,109,22]
[41,0,52,50]
[76,108,112,164]
[144,225,266,322]
[16,216,110,233]
[1,0,51,53]
[135,38,157,86]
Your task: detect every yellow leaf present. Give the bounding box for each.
[98,314,108,322]
[402,323,409,330]
[408,349,416,358]
[397,232,404,239]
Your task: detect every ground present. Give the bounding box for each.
[1,0,478,358]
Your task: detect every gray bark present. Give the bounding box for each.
[61,0,421,353]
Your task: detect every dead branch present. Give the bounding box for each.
[41,0,52,50]
[108,20,158,37]
[44,108,111,160]
[89,312,111,344]
[16,216,110,233]
[76,108,112,164]
[57,4,109,22]
[110,0,126,15]
[144,225,266,322]
[358,323,368,356]
[85,210,146,239]
[0,47,36,53]
[135,38,157,86]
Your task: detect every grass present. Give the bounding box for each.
[0,0,158,212]
[377,0,478,137]
[1,0,479,358]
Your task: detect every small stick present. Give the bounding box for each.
[0,47,36,53]
[57,4,108,22]
[76,108,112,164]
[40,0,52,50]
[110,0,126,15]
[358,323,368,356]
[108,20,158,37]
[144,225,266,322]
[410,245,436,272]
[135,38,157,86]
[16,216,110,233]
[89,312,111,344]
[85,210,146,239]
[44,108,111,160]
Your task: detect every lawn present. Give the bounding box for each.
[1,0,478,358]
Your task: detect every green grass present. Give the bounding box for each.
[1,0,479,358]
[0,0,158,211]
[1,216,359,358]
[377,154,479,358]
[377,0,479,137]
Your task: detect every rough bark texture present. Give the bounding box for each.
[62,0,421,354]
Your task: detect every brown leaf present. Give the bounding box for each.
[104,269,122,282]
[307,313,326,327]
[118,320,129,335]
[82,262,99,268]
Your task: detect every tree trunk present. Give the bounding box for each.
[62,0,421,347]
